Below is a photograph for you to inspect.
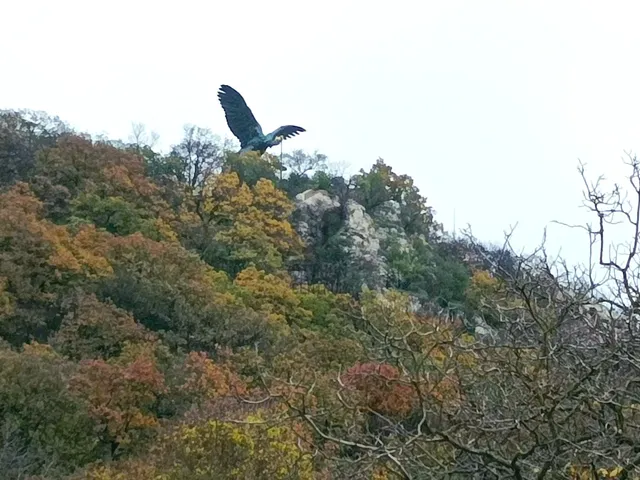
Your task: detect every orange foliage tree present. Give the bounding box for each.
[342,362,415,417]
[69,342,166,459]
[165,351,248,414]
[32,134,179,240]
[0,182,112,344]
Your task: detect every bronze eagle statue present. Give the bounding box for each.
[217,84,306,155]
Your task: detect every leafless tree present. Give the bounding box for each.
[128,122,159,151]
[282,149,328,177]
[170,125,226,190]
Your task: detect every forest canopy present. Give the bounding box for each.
[1,108,639,479]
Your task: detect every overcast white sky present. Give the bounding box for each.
[2,0,640,267]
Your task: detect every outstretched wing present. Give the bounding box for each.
[270,125,306,140]
[217,85,263,147]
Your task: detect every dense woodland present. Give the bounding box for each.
[1,109,640,479]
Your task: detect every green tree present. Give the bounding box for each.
[69,193,176,241]
[387,237,471,310]
[0,343,97,478]
[278,150,328,197]
[0,109,71,187]
[352,159,440,239]
[222,151,279,187]
[50,293,153,361]
[99,233,274,352]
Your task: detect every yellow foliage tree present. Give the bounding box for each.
[79,415,315,480]
[234,266,312,329]
[200,172,303,272]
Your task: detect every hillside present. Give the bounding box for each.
[1,109,639,480]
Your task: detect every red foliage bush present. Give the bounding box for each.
[342,362,415,416]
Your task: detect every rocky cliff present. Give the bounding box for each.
[293,189,410,291]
